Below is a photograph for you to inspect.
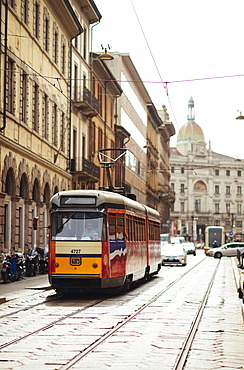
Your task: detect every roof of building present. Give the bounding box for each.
[177,120,205,142]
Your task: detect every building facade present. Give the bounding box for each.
[0,0,82,254]
[0,0,175,255]
[170,97,244,242]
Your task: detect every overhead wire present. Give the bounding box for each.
[129,0,179,131]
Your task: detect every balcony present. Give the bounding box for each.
[70,157,100,182]
[73,87,99,118]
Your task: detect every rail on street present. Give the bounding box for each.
[0,250,244,369]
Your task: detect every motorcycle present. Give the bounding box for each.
[1,256,13,283]
[37,245,48,274]
[1,253,25,283]
[25,246,39,277]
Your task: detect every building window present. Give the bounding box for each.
[171,166,175,173]
[237,204,242,214]
[215,169,219,176]
[43,93,49,139]
[237,186,242,195]
[98,127,103,149]
[181,167,185,174]
[60,112,65,152]
[171,183,174,191]
[215,203,219,214]
[237,170,241,177]
[226,186,230,195]
[6,58,15,114]
[225,219,231,226]
[22,0,29,25]
[226,203,230,215]
[34,0,40,39]
[180,184,185,193]
[61,37,66,75]
[52,103,58,146]
[171,203,174,212]
[98,84,103,116]
[20,71,28,123]
[194,199,201,212]
[83,28,87,60]
[236,221,242,228]
[32,82,39,131]
[214,220,220,226]
[9,0,15,8]
[215,185,219,194]
[74,64,78,100]
[43,9,50,52]
[180,202,185,212]
[226,170,230,176]
[53,24,59,65]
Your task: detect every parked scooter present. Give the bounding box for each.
[1,252,25,283]
[25,245,39,276]
[1,256,13,283]
[37,245,48,274]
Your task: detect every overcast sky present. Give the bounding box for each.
[92,0,244,159]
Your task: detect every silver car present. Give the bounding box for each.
[206,242,244,258]
[182,242,196,256]
[161,243,187,266]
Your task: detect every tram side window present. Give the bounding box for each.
[117,217,125,240]
[108,216,116,241]
[126,216,133,241]
[134,217,138,241]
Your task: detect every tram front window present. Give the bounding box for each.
[52,212,106,241]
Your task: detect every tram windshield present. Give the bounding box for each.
[51,212,106,241]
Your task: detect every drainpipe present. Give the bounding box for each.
[0,0,8,132]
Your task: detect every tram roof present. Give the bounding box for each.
[51,190,160,219]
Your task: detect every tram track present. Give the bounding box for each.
[0,254,222,370]
[59,256,217,370]
[0,257,205,352]
[172,259,220,370]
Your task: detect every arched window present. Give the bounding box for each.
[5,168,15,196]
[194,181,207,191]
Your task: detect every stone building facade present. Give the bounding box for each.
[170,97,244,242]
[0,0,82,253]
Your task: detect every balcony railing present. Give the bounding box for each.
[70,157,100,181]
[73,86,99,118]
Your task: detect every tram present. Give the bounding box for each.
[204,226,225,251]
[48,190,161,293]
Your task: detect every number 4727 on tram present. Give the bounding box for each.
[48,189,161,294]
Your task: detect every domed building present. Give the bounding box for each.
[169,97,244,243]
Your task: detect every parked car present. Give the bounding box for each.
[206,242,244,258]
[161,243,187,266]
[182,242,196,256]
[237,250,244,303]
[170,236,185,244]
[160,233,170,248]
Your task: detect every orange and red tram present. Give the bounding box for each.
[49,190,161,293]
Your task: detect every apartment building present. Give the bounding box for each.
[0,0,82,253]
